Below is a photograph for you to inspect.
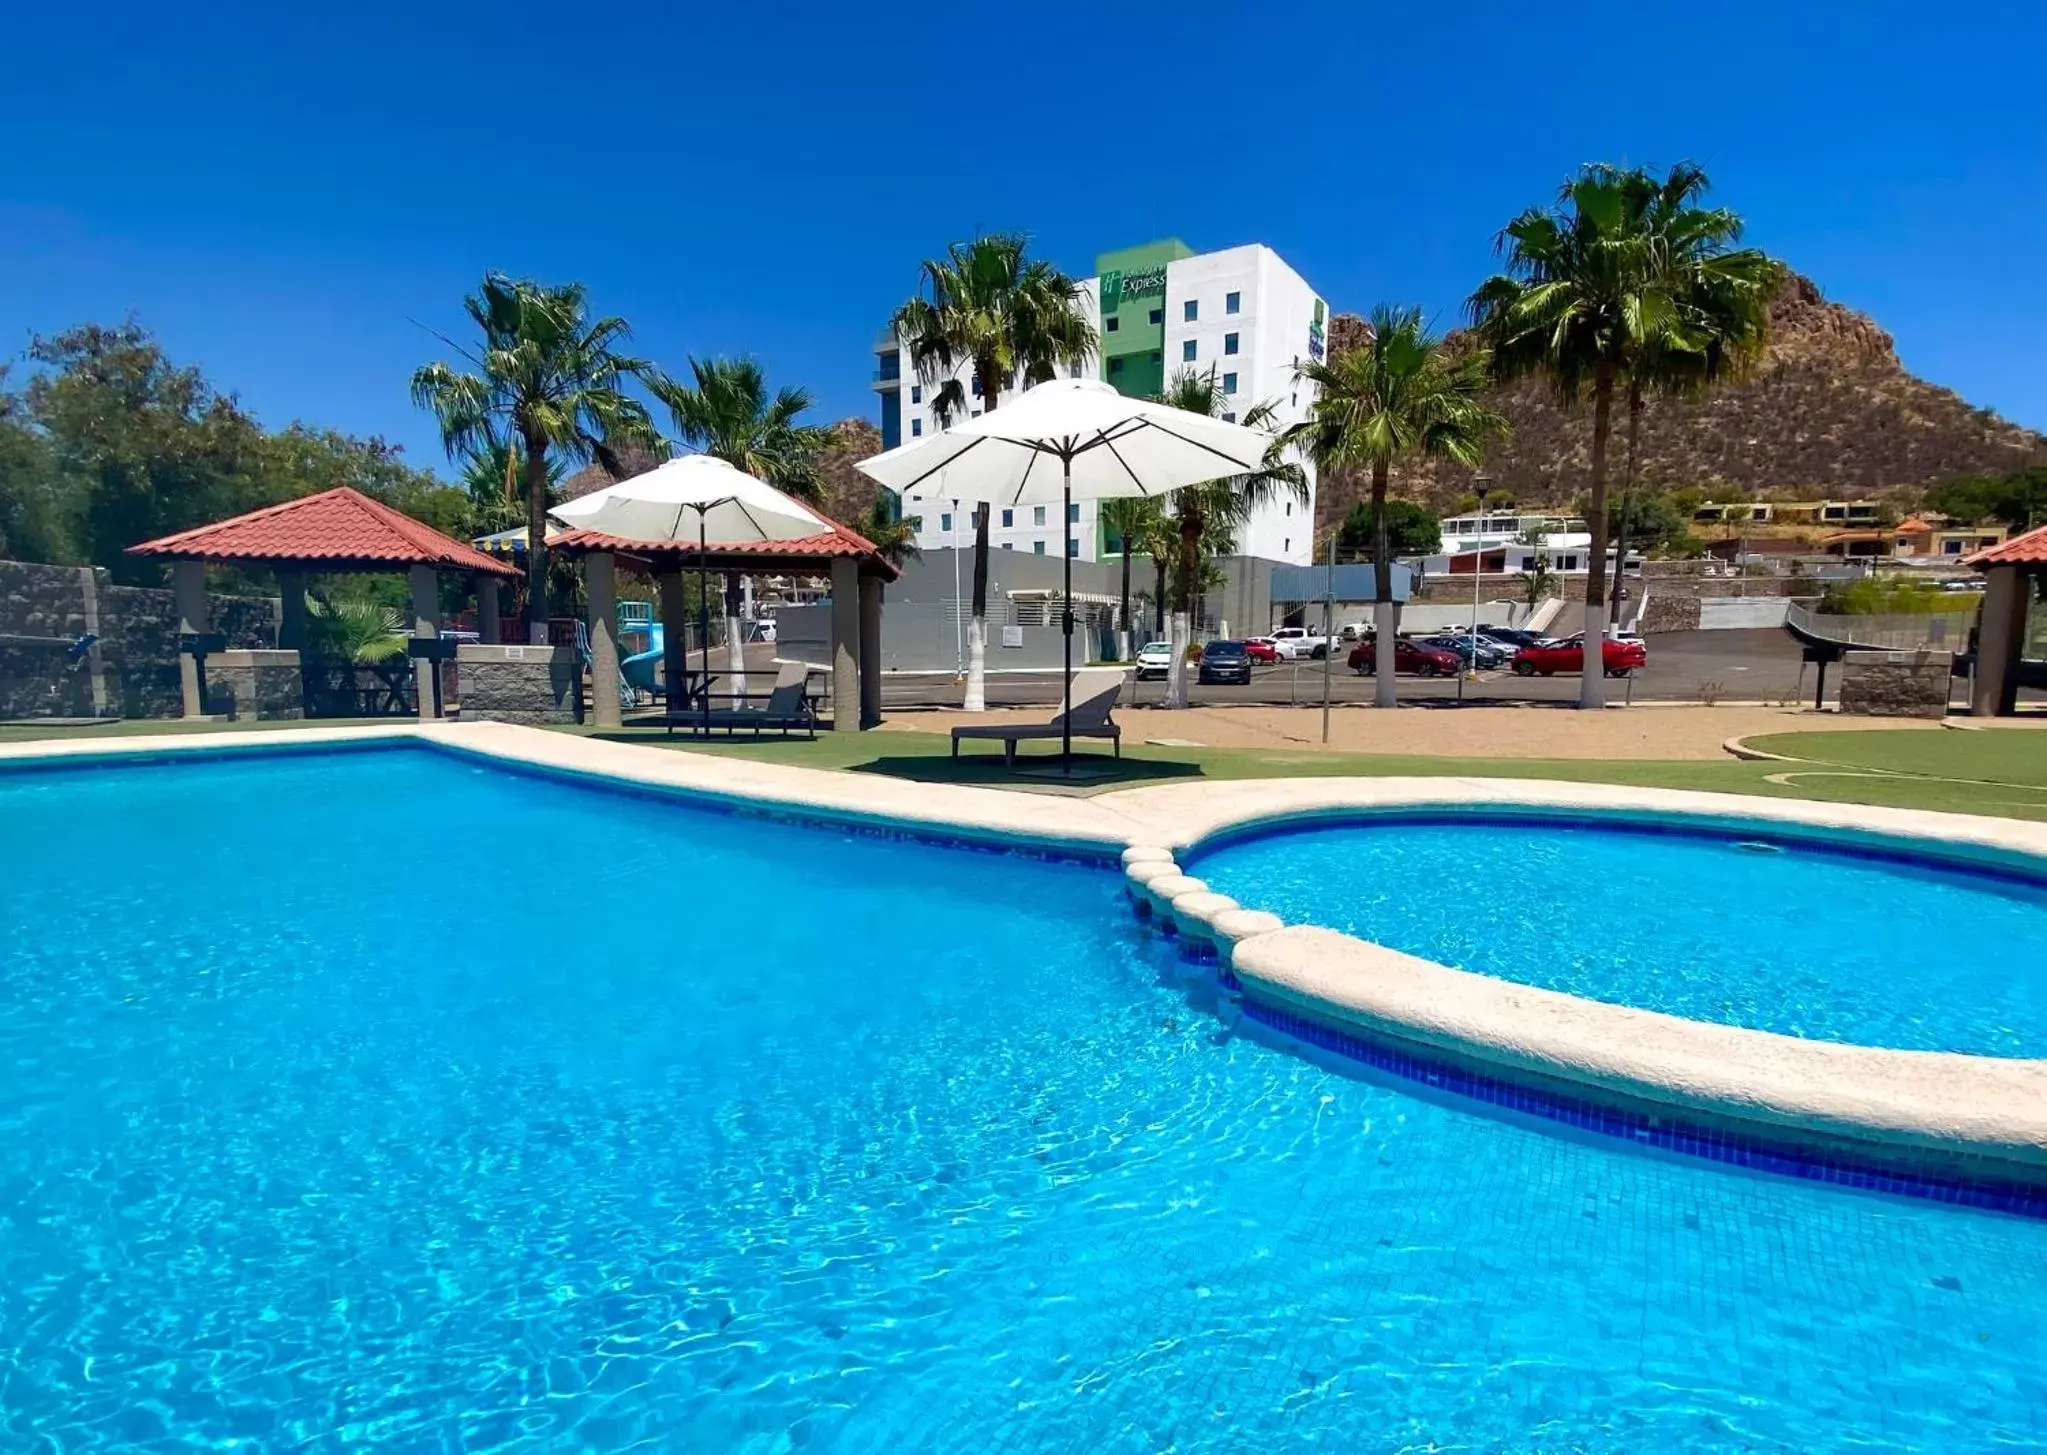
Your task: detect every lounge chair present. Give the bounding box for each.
[951,667,1124,766]
[666,663,819,738]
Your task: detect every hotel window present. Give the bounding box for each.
[1223,371,1237,393]
[1105,315,1120,332]
[1224,333,1239,355]
[1225,291,1241,313]
[1109,357,1124,375]
[1149,308,1163,325]
[1033,540,1046,555]
[1222,411,1236,423]
[1000,508,1014,528]
[910,384,921,404]
[1284,502,1291,516]
[971,377,981,395]
[1067,502,1079,523]
[1182,340,1197,362]
[1033,505,1046,526]
[911,419,923,437]
[1283,538,1290,553]
[1001,542,1013,550]
[1184,300,1199,321]
[1068,538,1079,557]
[939,511,952,532]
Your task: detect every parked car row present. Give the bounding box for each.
[1137,627,1648,683]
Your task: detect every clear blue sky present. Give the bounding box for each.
[6,0,2043,479]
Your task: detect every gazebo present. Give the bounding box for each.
[1963,525,2047,715]
[128,486,519,720]
[551,517,898,732]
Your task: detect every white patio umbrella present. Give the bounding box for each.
[856,378,1281,766]
[551,453,829,732]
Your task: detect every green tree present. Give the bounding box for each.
[1469,163,1769,706]
[1154,366,1305,706]
[1335,498,1440,557]
[856,496,922,571]
[1100,495,1164,656]
[0,377,65,563]
[891,233,1096,709]
[648,356,834,692]
[1280,306,1503,706]
[411,275,658,642]
[1928,468,2047,532]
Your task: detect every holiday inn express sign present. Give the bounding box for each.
[1098,266,1166,313]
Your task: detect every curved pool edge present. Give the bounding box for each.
[13,721,2047,1203]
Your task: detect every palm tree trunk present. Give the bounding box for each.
[1370,461,1397,708]
[962,370,996,712]
[522,427,549,643]
[1165,509,1200,708]
[1119,542,1133,660]
[1581,370,1614,709]
[724,572,747,700]
[1610,383,1643,628]
[1152,556,1167,636]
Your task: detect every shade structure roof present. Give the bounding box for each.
[129,486,519,577]
[1964,523,2047,568]
[551,513,899,581]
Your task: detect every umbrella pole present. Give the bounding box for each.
[698,514,711,736]
[1062,454,1073,773]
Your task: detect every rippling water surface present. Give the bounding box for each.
[2,747,2044,1452]
[1194,814,2047,1056]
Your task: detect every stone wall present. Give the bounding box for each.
[0,560,277,719]
[457,644,579,724]
[208,650,304,721]
[1839,655,1953,718]
[1639,595,1702,634]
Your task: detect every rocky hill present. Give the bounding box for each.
[1318,273,2047,527]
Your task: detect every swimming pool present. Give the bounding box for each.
[1191,814,2047,1057]
[4,747,2045,1450]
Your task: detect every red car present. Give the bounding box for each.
[1243,637,1280,663]
[1348,638,1461,677]
[1511,635,1648,678]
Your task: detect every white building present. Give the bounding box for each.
[874,239,1327,566]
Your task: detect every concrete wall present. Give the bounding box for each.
[1697,598,1793,630]
[780,600,1109,674]
[0,560,277,719]
[208,650,304,721]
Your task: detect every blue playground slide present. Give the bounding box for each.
[622,623,666,696]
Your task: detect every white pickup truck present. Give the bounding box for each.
[1267,626,1331,660]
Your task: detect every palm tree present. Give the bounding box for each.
[460,441,564,535]
[412,275,656,642]
[1469,163,1769,706]
[1600,166,1777,623]
[1138,508,1179,638]
[857,495,922,572]
[1279,309,1503,706]
[1099,496,1162,658]
[891,233,1096,709]
[1153,366,1306,707]
[647,357,834,694]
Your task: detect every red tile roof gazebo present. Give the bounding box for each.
[127,486,517,721]
[1961,524,2047,716]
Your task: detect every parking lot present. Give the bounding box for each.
[867,629,1814,709]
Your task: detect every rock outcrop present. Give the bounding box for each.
[1318,273,2046,527]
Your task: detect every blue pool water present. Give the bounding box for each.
[3,748,2045,1452]
[1193,815,2047,1057]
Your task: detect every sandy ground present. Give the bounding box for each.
[879,704,1951,761]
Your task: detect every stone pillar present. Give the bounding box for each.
[830,556,859,733]
[478,577,503,643]
[277,570,308,651]
[173,559,209,717]
[1972,564,2031,717]
[858,574,883,729]
[585,551,622,728]
[410,563,442,721]
[658,568,689,708]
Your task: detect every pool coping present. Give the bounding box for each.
[9,720,2047,1197]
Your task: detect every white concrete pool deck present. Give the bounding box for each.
[9,720,2046,1187]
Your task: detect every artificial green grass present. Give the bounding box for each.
[569,722,2047,820]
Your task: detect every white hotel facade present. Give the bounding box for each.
[873,239,1328,566]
